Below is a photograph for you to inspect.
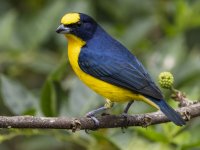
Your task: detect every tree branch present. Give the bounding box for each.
[0,102,199,131]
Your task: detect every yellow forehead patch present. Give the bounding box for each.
[61,13,80,25]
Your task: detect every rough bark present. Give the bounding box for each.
[0,102,199,132]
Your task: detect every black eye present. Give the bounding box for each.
[63,22,82,28]
[77,21,82,27]
[64,24,68,27]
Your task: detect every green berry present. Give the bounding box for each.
[158,72,174,89]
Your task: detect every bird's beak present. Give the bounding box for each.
[56,24,71,34]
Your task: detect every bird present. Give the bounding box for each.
[56,12,185,127]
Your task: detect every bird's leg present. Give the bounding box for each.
[86,99,114,130]
[121,101,134,132]
[123,101,134,116]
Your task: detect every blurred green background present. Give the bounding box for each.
[0,0,200,150]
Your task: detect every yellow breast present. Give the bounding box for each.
[66,34,159,109]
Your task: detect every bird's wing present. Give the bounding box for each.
[78,51,163,100]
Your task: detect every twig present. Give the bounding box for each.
[0,102,199,131]
[171,88,195,107]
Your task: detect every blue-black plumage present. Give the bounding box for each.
[78,14,185,126]
[148,97,185,125]
[57,12,185,126]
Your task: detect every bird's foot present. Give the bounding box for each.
[85,112,100,133]
[84,99,113,133]
[120,113,129,133]
[101,112,110,116]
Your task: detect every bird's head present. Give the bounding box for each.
[56,13,97,41]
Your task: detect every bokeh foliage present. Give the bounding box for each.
[0,0,200,150]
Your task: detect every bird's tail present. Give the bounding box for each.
[149,98,185,126]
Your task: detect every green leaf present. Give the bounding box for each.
[136,126,169,143]
[89,133,120,150]
[173,52,200,88]
[60,77,101,117]
[19,1,66,50]
[22,108,36,116]
[0,75,37,115]
[0,10,17,50]
[121,17,158,48]
[40,59,68,117]
[110,130,172,150]
[40,79,57,116]
[173,131,191,146]
[50,60,67,81]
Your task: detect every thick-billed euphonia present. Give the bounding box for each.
[56,13,185,126]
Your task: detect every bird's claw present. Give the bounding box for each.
[90,116,100,127]
[120,113,129,133]
[85,114,100,133]
[121,113,128,118]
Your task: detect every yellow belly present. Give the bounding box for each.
[66,34,158,109]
